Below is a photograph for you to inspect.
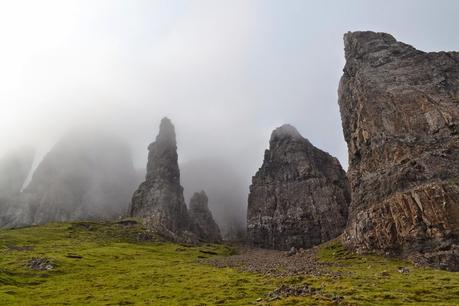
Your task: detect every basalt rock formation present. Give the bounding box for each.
[130,118,192,239]
[189,191,222,243]
[24,131,137,224]
[338,31,459,270]
[247,124,350,250]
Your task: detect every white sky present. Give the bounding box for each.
[1,0,458,180]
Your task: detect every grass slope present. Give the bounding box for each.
[0,222,457,305]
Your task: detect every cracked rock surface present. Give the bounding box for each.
[338,31,459,270]
[247,124,350,250]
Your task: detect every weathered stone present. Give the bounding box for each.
[247,124,350,250]
[338,31,459,270]
[189,191,222,243]
[130,118,191,238]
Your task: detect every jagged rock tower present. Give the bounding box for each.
[189,191,222,243]
[247,124,350,250]
[338,31,459,270]
[130,118,191,236]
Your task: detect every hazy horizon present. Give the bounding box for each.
[1,0,459,192]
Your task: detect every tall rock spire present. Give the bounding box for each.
[130,117,191,235]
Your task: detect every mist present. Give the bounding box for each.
[1,0,458,232]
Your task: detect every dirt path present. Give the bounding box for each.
[203,245,340,277]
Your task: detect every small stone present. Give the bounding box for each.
[26,258,54,271]
[397,267,410,274]
[287,247,297,256]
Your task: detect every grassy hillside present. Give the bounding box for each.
[0,221,457,305]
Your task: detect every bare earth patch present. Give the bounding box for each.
[203,245,342,277]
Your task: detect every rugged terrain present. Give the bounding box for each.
[0,222,458,305]
[247,124,350,250]
[338,31,459,270]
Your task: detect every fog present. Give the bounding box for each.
[1,1,458,231]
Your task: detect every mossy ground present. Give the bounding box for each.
[0,222,457,305]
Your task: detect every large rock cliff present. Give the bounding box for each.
[130,118,191,237]
[247,124,350,250]
[338,31,459,270]
[24,131,137,224]
[189,191,222,243]
[0,147,35,197]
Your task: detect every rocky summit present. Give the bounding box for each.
[130,118,191,239]
[189,191,222,243]
[247,124,350,250]
[338,31,459,270]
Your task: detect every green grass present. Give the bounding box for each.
[309,241,459,305]
[0,222,457,305]
[0,222,275,305]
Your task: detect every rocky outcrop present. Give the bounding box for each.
[189,191,222,243]
[338,31,459,270]
[24,131,137,224]
[247,124,350,250]
[181,158,247,240]
[130,118,191,238]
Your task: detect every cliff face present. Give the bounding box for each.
[247,124,350,250]
[24,131,137,224]
[0,147,35,197]
[130,118,191,236]
[0,147,35,228]
[338,31,459,270]
[189,191,222,243]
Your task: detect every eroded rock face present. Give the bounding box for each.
[24,131,137,224]
[130,118,191,237]
[189,191,222,243]
[247,124,350,250]
[338,31,459,270]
